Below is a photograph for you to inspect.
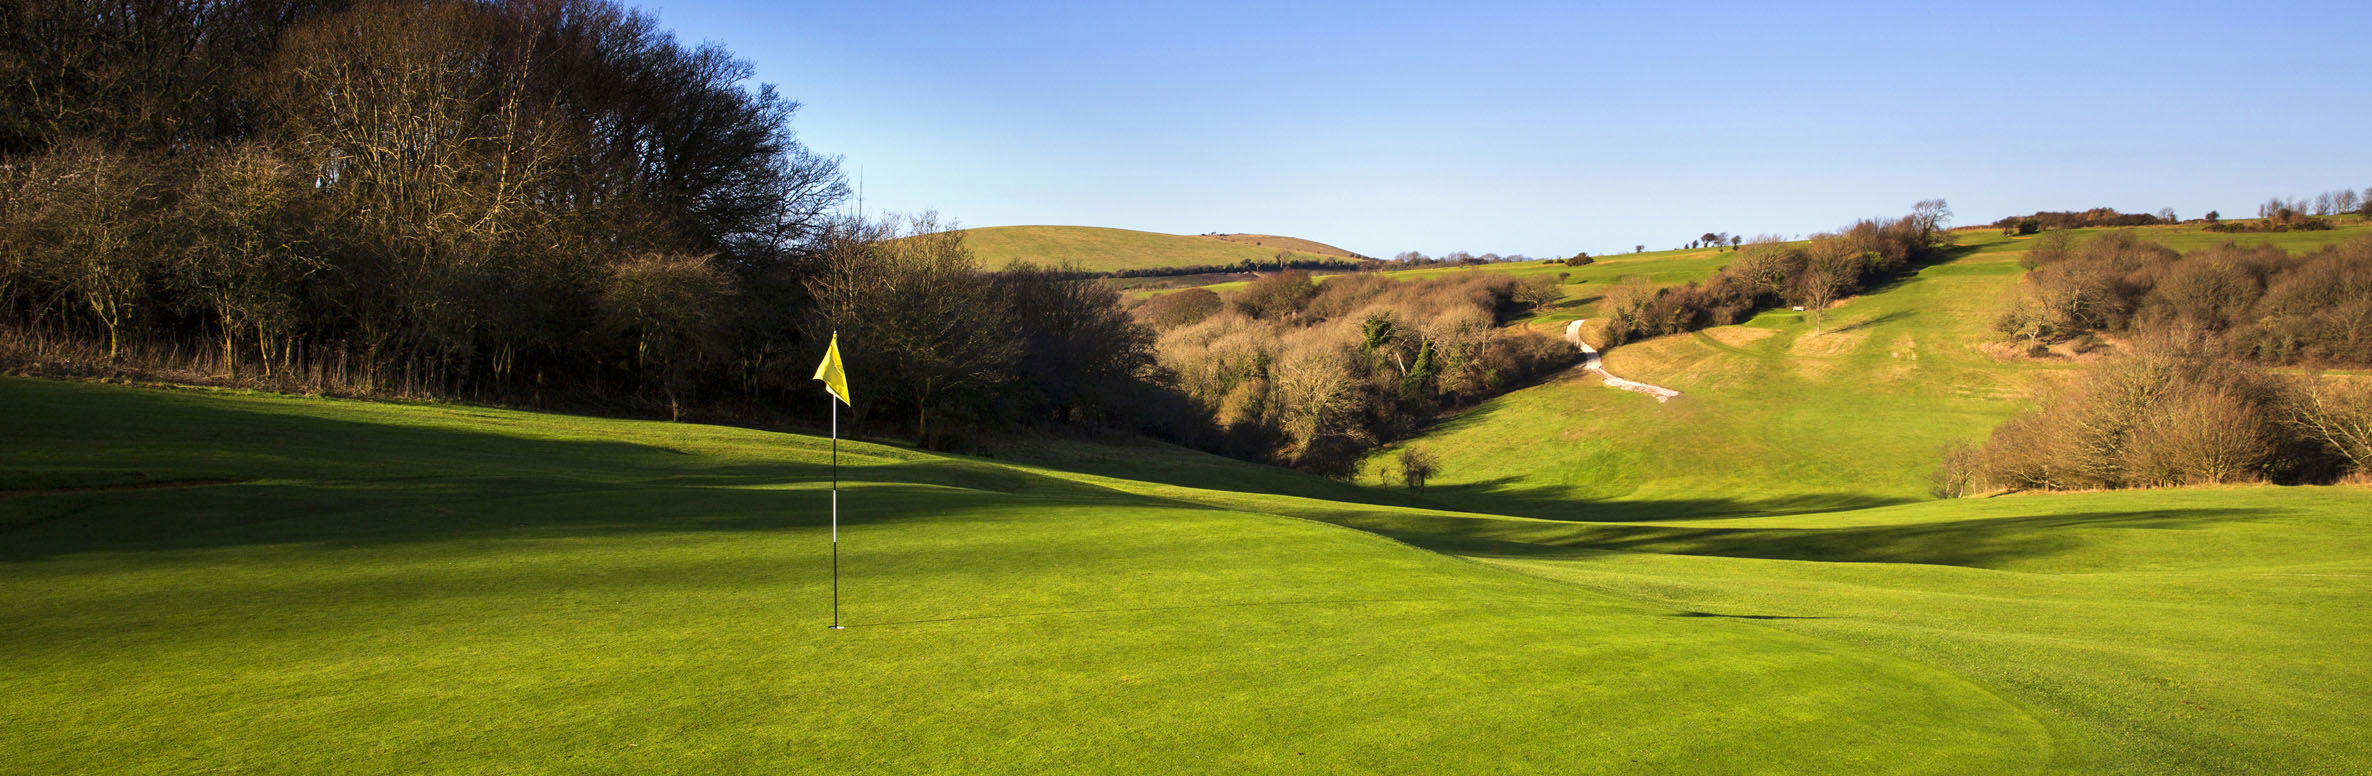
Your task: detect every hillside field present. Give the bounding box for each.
[1146,218,2372,329]
[1357,220,2372,518]
[957,225,1360,273]
[1201,233,1365,258]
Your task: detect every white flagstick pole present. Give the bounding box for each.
[830,385,842,631]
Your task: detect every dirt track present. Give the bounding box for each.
[1564,319,1681,403]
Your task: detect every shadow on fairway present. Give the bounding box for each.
[1823,309,1915,334]
[1411,476,1916,523]
[1331,506,2276,570]
[1670,611,1825,620]
[0,379,1151,561]
[856,596,1460,629]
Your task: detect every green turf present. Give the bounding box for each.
[1297,487,2372,775]
[958,225,1356,273]
[2,377,2052,775]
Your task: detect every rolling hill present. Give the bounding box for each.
[1201,233,1366,258]
[1357,220,2372,518]
[957,225,1363,273]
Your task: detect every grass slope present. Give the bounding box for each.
[1365,221,2372,518]
[2,377,2044,775]
[1203,233,1363,258]
[959,225,1355,273]
[1304,219,2372,773]
[1303,488,2372,775]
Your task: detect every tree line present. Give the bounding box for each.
[1598,201,1951,344]
[1098,255,1370,280]
[1990,207,2175,234]
[2257,188,2372,220]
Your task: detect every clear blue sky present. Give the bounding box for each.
[647,0,2370,257]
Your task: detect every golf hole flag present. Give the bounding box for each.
[814,332,851,406]
[816,332,850,630]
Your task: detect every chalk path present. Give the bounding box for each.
[1564,319,1681,403]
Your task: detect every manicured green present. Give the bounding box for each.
[957,225,1354,272]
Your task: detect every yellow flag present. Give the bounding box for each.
[813,332,851,406]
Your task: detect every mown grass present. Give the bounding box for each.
[959,225,1352,273]
[1299,487,2372,775]
[2,377,2048,775]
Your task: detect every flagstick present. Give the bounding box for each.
[830,390,843,631]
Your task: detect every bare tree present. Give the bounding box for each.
[1397,446,1440,493]
[2125,388,2272,485]
[1908,199,1953,236]
[805,213,1018,447]
[2287,375,2372,477]
[170,145,315,377]
[17,142,159,360]
[1270,331,1360,462]
[1795,247,1861,333]
[601,252,733,419]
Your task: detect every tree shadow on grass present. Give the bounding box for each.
[0,381,1157,561]
[1670,611,1825,620]
[1823,309,1915,335]
[1411,476,1915,523]
[1351,506,2275,570]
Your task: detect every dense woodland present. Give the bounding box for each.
[1,0,846,412]
[0,0,1174,451]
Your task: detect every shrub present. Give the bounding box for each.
[1396,446,1441,493]
[1960,345,2355,491]
[1134,287,1223,329]
[1233,271,1319,320]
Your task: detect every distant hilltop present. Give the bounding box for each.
[954,225,1368,273]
